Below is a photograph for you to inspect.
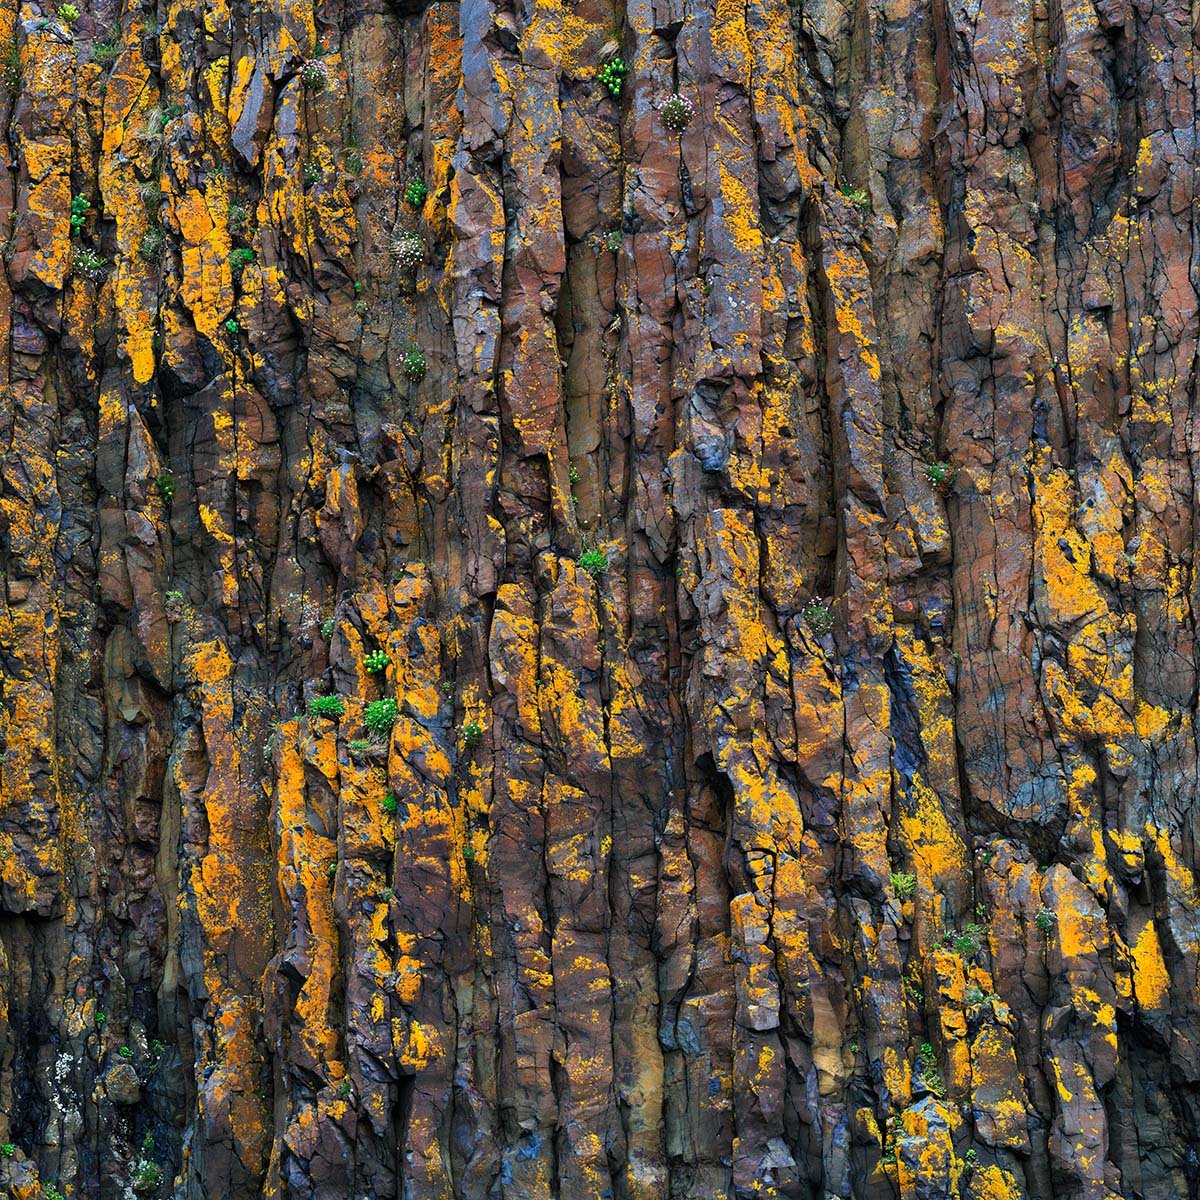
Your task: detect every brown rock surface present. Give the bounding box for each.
[0,0,1196,1196]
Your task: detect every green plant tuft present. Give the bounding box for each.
[804,601,834,635]
[156,470,175,502]
[952,922,986,958]
[309,694,345,719]
[69,193,90,233]
[659,92,696,134]
[224,317,240,335]
[364,697,399,735]
[58,3,80,26]
[364,649,390,674]
[0,1143,13,1157]
[382,794,399,815]
[1035,906,1055,932]
[138,226,165,261]
[462,720,483,749]
[578,548,608,576]
[839,184,871,210]
[92,36,121,65]
[73,247,108,281]
[131,1158,164,1195]
[925,460,957,494]
[889,871,917,901]
[229,246,255,271]
[402,347,426,381]
[598,57,626,97]
[118,1045,134,1060]
[403,177,428,207]
[300,58,331,91]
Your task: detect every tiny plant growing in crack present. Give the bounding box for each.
[803,600,834,635]
[364,697,399,735]
[403,177,428,207]
[925,460,957,495]
[578,548,608,576]
[839,184,871,211]
[69,193,90,233]
[598,57,626,96]
[392,230,423,271]
[300,57,331,91]
[402,347,427,381]
[309,694,345,719]
[659,93,696,134]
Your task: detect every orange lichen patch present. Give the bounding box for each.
[716,164,762,257]
[898,776,970,903]
[398,1018,442,1071]
[822,246,883,380]
[173,184,235,339]
[1128,916,1171,1013]
[893,631,958,792]
[966,1020,1031,1150]
[1032,451,1106,628]
[1145,822,1200,909]
[895,1099,961,1198]
[966,1164,1024,1200]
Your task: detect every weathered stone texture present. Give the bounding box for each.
[0,0,1196,1195]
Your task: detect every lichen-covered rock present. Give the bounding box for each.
[0,0,1196,1195]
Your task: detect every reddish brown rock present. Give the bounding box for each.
[0,0,1197,1196]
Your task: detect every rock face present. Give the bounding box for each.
[0,0,1196,1195]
